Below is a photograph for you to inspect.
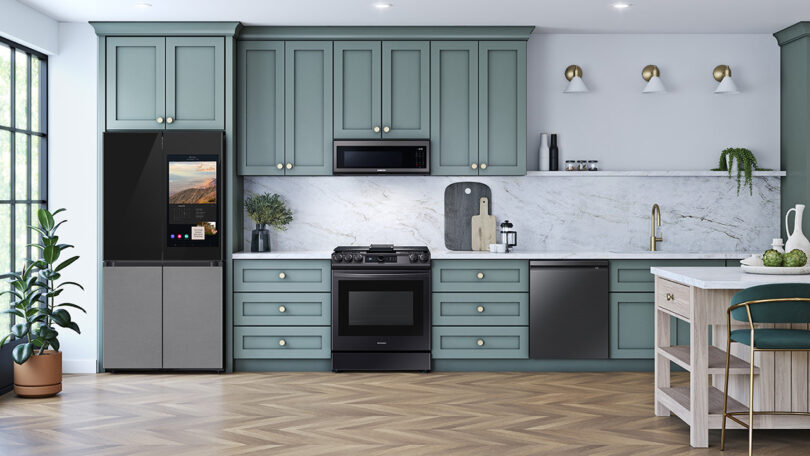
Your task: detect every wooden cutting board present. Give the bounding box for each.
[444,182,492,251]
[471,197,497,251]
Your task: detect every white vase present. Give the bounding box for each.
[725,154,738,175]
[539,133,550,171]
[785,204,810,257]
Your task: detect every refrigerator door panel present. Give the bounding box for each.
[103,132,164,261]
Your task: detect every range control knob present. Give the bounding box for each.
[353,254,363,263]
[344,254,355,262]
[409,253,419,263]
[419,253,430,263]
[331,253,343,262]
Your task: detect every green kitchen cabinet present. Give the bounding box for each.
[430,41,479,175]
[333,40,428,139]
[233,260,331,293]
[478,41,526,176]
[106,36,224,131]
[285,41,333,175]
[234,292,331,326]
[432,326,529,359]
[432,292,528,326]
[238,41,285,175]
[609,259,726,293]
[234,326,331,359]
[431,260,529,293]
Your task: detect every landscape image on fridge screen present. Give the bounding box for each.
[167,156,219,247]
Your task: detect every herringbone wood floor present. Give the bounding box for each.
[0,371,808,455]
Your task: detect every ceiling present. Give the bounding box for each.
[18,0,810,34]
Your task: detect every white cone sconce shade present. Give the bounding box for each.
[564,65,589,93]
[713,65,739,94]
[641,65,666,93]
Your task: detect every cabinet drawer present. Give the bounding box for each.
[432,292,528,326]
[432,260,528,292]
[234,326,330,359]
[656,278,691,320]
[234,260,330,292]
[234,293,330,326]
[432,326,528,359]
[609,259,725,293]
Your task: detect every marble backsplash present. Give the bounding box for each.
[242,176,780,253]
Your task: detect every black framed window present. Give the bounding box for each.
[0,37,48,336]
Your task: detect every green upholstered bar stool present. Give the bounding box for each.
[721,283,810,455]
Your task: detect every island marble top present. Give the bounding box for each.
[232,251,751,260]
[651,266,810,289]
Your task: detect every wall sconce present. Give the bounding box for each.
[641,65,667,93]
[713,65,739,94]
[564,65,589,93]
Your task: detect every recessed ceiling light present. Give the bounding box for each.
[135,2,152,8]
[374,3,393,9]
[612,2,631,9]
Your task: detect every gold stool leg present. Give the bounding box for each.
[721,335,732,451]
[748,345,755,456]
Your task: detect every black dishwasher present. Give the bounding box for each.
[530,260,609,359]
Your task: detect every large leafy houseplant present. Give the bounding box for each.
[0,208,85,365]
[245,192,294,231]
[712,147,769,196]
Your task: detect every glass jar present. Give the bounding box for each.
[577,160,587,171]
[564,160,576,171]
[587,160,599,171]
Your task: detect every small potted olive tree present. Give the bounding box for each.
[245,193,293,252]
[0,208,85,397]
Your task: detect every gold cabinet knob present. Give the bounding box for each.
[278,339,287,347]
[286,163,293,170]
[373,126,381,133]
[476,339,485,347]
[279,305,287,313]
[156,117,164,124]
[476,305,485,313]
[383,126,390,133]
[279,272,287,279]
[166,117,174,124]
[276,163,283,170]
[476,272,484,279]
[471,163,478,170]
[480,163,487,170]
[665,293,674,301]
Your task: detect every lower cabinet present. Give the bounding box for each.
[234,326,331,359]
[432,326,528,359]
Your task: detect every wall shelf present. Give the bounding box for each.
[526,170,786,177]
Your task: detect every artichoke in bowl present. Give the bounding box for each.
[762,249,784,267]
[783,249,808,267]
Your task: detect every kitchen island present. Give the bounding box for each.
[651,267,810,448]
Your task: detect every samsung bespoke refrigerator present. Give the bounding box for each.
[102,131,224,371]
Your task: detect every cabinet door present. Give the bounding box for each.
[166,37,225,130]
[162,266,223,370]
[609,292,682,359]
[106,37,165,130]
[285,41,333,175]
[382,41,430,139]
[238,41,285,175]
[478,41,526,176]
[430,41,479,175]
[102,266,163,369]
[334,41,381,139]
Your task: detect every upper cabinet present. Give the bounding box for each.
[106,36,225,130]
[334,41,429,140]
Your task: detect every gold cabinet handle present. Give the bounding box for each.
[286,163,293,170]
[373,126,381,133]
[480,163,487,170]
[476,305,485,313]
[666,293,674,301]
[279,272,287,279]
[383,126,390,133]
[471,163,478,170]
[278,339,287,347]
[166,117,174,124]
[156,117,164,124]
[279,305,287,313]
[476,339,485,347]
[476,272,484,279]
[276,163,283,170]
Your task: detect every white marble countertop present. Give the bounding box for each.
[651,266,810,289]
[525,170,786,177]
[232,250,751,260]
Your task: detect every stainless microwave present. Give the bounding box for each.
[333,140,430,175]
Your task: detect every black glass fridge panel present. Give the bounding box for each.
[103,132,164,261]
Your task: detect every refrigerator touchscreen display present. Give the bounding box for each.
[167,155,219,247]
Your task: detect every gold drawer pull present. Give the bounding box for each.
[476,305,485,313]
[476,272,485,279]
[480,163,487,170]
[471,163,478,170]
[166,117,174,124]
[373,125,381,133]
[665,293,674,301]
[278,339,287,347]
[383,126,390,133]
[278,305,287,313]
[279,272,287,279]
[276,163,283,170]
[476,339,485,347]
[286,163,293,170]
[156,116,164,124]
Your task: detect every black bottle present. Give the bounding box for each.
[549,134,559,171]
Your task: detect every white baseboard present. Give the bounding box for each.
[63,358,97,373]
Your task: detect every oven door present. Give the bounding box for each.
[332,270,430,351]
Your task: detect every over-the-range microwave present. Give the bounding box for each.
[333,140,430,175]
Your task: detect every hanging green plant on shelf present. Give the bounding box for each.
[712,147,770,196]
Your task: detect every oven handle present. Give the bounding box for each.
[332,271,429,281]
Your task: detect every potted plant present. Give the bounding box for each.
[712,147,769,195]
[245,193,293,252]
[0,208,85,398]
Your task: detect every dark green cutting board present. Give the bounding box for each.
[444,182,492,251]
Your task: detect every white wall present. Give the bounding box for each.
[526,34,780,171]
[0,0,58,54]
[47,22,97,373]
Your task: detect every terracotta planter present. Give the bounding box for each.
[13,350,62,398]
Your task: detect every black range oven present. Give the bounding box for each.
[331,245,431,372]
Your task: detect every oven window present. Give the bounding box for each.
[348,291,414,326]
[337,279,424,336]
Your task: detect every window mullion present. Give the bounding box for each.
[26,53,32,265]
